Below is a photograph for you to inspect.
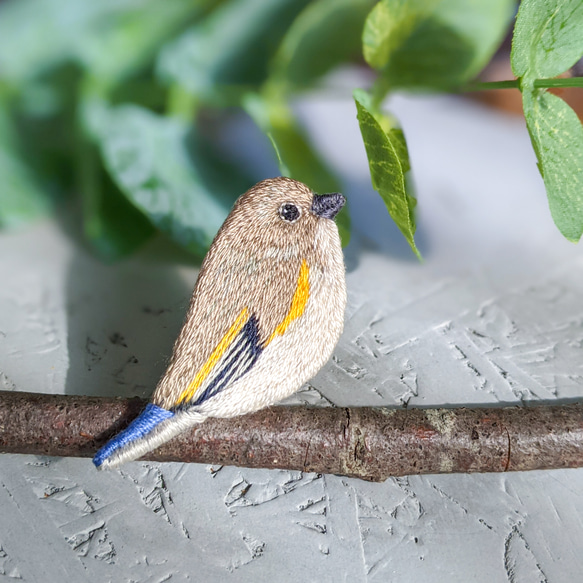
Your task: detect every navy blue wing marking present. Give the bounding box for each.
[176,314,263,410]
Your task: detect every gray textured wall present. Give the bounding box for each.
[1,73,582,582]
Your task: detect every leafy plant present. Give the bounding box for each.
[0,0,581,260]
[511,0,583,242]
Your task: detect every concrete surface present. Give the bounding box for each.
[1,74,582,581]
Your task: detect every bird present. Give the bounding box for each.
[93,177,347,469]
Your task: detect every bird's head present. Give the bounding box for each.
[221,177,345,254]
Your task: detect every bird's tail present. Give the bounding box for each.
[93,404,205,470]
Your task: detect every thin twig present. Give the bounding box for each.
[1,391,582,481]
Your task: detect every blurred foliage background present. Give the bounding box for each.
[0,0,581,262]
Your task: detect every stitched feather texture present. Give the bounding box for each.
[94,177,347,469]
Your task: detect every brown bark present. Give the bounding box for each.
[1,390,582,481]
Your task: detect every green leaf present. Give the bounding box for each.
[82,177,156,261]
[363,0,515,90]
[156,0,311,102]
[0,106,52,228]
[353,89,420,259]
[511,0,583,80]
[0,0,79,83]
[244,92,350,246]
[12,65,83,200]
[0,0,198,88]
[77,0,201,88]
[77,139,155,261]
[270,0,376,88]
[522,90,583,242]
[82,100,252,256]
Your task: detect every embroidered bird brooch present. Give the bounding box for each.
[94,177,347,469]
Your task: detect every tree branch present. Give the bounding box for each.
[1,390,582,481]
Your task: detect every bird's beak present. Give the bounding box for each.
[311,193,346,220]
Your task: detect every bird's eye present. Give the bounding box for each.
[278,203,301,223]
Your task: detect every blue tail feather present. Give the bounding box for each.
[93,403,174,467]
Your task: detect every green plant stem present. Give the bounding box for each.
[464,77,583,92]
[466,79,520,90]
[75,128,101,242]
[166,84,199,121]
[534,77,583,89]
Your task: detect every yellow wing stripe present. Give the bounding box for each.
[177,307,250,406]
[266,259,310,346]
